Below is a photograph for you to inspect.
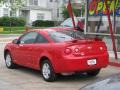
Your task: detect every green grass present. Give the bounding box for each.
[0,30,25,34]
[0,26,48,34]
[0,26,25,34]
[3,27,25,31]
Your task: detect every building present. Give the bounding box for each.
[0,2,20,17]
[21,0,52,25]
[47,0,68,21]
[48,0,85,21]
[0,0,85,25]
[0,0,53,25]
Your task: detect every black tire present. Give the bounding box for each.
[41,60,57,82]
[86,69,101,77]
[5,52,16,69]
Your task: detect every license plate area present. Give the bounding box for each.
[87,59,97,66]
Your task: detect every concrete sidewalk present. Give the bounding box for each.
[0,37,18,41]
[0,34,21,37]
[0,34,20,42]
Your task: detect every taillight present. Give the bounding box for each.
[64,48,72,54]
[100,46,107,51]
[74,48,80,53]
[64,47,81,55]
[73,48,81,56]
[100,47,103,50]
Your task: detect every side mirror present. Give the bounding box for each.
[12,39,18,44]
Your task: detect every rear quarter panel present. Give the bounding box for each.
[37,43,66,72]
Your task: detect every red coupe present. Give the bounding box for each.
[4,29,109,82]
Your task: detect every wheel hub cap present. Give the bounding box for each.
[42,63,50,79]
[6,55,11,67]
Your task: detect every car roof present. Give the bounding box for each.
[28,27,73,33]
[28,29,54,33]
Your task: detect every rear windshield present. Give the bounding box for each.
[48,30,85,42]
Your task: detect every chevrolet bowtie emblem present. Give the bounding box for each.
[88,46,92,49]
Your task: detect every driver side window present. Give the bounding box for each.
[19,32,38,44]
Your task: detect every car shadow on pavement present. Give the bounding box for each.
[12,66,98,82]
[13,66,42,78]
[57,73,98,82]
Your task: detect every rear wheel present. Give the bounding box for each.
[41,60,57,82]
[5,52,16,69]
[86,69,100,77]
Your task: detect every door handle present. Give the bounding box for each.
[19,44,24,47]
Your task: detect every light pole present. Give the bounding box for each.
[53,0,59,26]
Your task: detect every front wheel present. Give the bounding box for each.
[5,52,16,69]
[86,69,101,77]
[41,60,57,82]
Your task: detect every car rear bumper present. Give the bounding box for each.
[54,53,109,73]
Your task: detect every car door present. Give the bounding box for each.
[12,32,38,66]
[28,33,49,69]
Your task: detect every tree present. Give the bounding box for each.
[0,0,25,32]
[61,5,84,19]
[0,0,25,12]
[61,6,69,19]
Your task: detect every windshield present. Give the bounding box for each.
[60,17,85,27]
[60,18,73,27]
[48,30,85,42]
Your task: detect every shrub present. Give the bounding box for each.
[32,20,55,27]
[0,17,26,26]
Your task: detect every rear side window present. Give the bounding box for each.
[49,31,73,42]
[19,32,38,44]
[48,30,85,42]
[36,34,49,43]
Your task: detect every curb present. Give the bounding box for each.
[109,61,120,67]
[0,34,21,37]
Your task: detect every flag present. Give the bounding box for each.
[105,0,118,59]
[67,0,76,30]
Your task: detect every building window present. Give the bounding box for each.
[34,0,38,5]
[29,0,38,6]
[55,0,58,2]
[11,10,16,17]
[50,0,53,2]
[57,9,59,17]
[63,0,67,3]
[3,8,9,16]
[37,13,44,20]
[29,0,33,5]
